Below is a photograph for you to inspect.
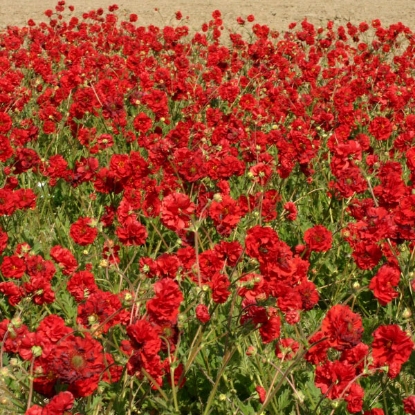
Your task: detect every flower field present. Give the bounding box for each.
[2,1,415,414]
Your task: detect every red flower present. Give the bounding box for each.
[126,319,164,384]
[364,410,385,415]
[352,242,383,270]
[213,241,242,268]
[259,313,281,344]
[245,225,279,260]
[14,188,36,210]
[212,10,221,19]
[50,245,78,275]
[284,201,298,221]
[0,226,7,255]
[345,383,364,413]
[49,333,106,397]
[116,219,148,246]
[109,154,132,179]
[0,135,13,162]
[23,277,55,305]
[210,272,231,304]
[195,304,210,323]
[369,265,400,305]
[321,305,363,351]
[0,318,30,355]
[69,217,98,246]
[275,338,299,360]
[146,279,183,325]
[0,112,12,133]
[304,225,332,252]
[27,391,75,415]
[256,385,266,403]
[404,396,415,414]
[297,279,319,310]
[237,273,265,301]
[133,112,153,133]
[127,319,161,356]
[67,270,98,302]
[161,192,195,232]
[208,195,242,236]
[369,116,393,141]
[1,255,26,279]
[0,281,24,305]
[25,254,55,280]
[249,162,272,186]
[315,360,356,399]
[372,325,414,378]
[363,408,385,415]
[36,315,72,344]
[0,188,17,216]
[77,290,124,334]
[340,342,369,374]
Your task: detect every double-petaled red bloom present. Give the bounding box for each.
[371,324,414,378]
[369,264,400,305]
[304,225,333,252]
[69,217,98,246]
[160,192,195,232]
[321,305,363,351]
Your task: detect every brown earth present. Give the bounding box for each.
[1,0,415,32]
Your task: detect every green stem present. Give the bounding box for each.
[202,347,236,415]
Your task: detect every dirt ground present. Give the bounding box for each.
[1,0,415,32]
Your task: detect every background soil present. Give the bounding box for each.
[1,0,415,32]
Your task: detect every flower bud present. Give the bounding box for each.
[11,317,22,328]
[9,358,19,367]
[31,346,43,358]
[246,345,257,356]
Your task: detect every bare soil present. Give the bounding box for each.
[1,0,415,32]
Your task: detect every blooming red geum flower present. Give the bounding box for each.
[133,112,153,133]
[371,324,414,378]
[208,194,242,236]
[116,218,148,246]
[195,304,210,323]
[315,359,356,400]
[369,264,400,305]
[1,255,26,279]
[69,217,98,246]
[160,192,195,232]
[284,201,298,221]
[49,333,106,397]
[345,383,365,413]
[369,116,393,141]
[304,225,333,252]
[26,391,75,415]
[403,396,415,414]
[146,279,183,325]
[245,225,279,260]
[210,272,231,304]
[0,112,12,133]
[364,409,385,415]
[50,245,78,275]
[77,289,126,334]
[321,304,363,351]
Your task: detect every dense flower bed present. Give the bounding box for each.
[1,1,415,414]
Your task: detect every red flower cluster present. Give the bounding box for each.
[1,4,415,413]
